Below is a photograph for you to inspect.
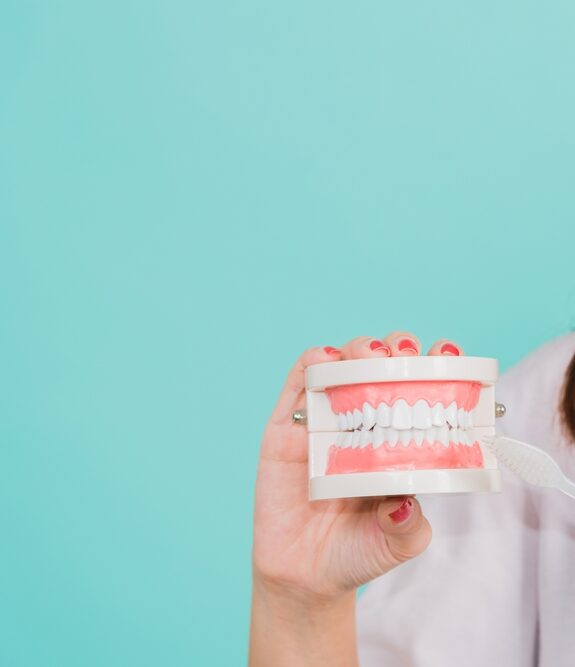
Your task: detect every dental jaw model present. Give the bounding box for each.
[305,356,501,499]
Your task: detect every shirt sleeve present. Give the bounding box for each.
[356,469,539,667]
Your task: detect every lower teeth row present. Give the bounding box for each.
[336,426,475,448]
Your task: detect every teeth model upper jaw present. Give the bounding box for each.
[338,400,473,438]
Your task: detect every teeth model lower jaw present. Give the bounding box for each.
[337,426,473,449]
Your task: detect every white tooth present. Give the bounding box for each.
[457,408,466,430]
[353,409,363,429]
[462,431,471,446]
[463,411,470,429]
[352,431,361,448]
[412,399,432,429]
[346,411,354,429]
[338,413,348,431]
[431,403,446,427]
[360,430,371,448]
[391,399,412,429]
[437,425,449,447]
[376,402,391,427]
[336,433,344,446]
[343,432,353,448]
[445,402,458,428]
[373,425,385,447]
[414,430,424,447]
[400,430,412,447]
[468,411,474,428]
[362,402,376,430]
[452,428,461,445]
[424,427,436,444]
[386,428,399,447]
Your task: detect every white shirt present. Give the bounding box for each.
[357,333,575,667]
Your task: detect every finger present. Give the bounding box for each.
[376,496,432,563]
[339,336,392,360]
[270,345,342,426]
[382,331,422,356]
[427,339,465,356]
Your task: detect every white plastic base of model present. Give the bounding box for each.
[306,356,498,392]
[309,468,502,500]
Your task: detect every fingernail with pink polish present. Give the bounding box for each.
[389,498,413,523]
[441,343,460,356]
[370,340,391,355]
[323,346,341,355]
[398,338,418,354]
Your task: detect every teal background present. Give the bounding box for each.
[1,1,574,664]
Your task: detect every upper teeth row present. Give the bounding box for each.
[337,400,473,431]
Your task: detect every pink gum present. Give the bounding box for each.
[326,380,481,414]
[326,440,484,474]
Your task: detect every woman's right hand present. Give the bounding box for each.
[250,332,465,665]
[251,332,445,609]
[250,332,463,667]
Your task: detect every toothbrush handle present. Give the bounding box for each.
[559,476,575,500]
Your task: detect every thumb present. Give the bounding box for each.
[374,496,432,565]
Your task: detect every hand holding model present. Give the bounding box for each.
[249,331,464,667]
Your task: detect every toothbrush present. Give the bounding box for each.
[481,435,575,500]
